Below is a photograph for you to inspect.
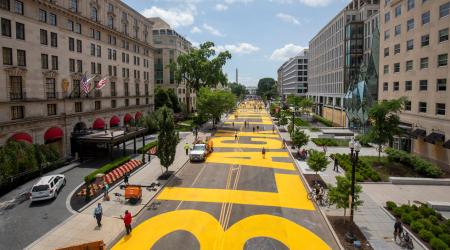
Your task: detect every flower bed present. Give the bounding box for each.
[84,156,132,183]
[331,153,382,182]
[312,138,350,147]
[385,148,442,178]
[386,201,450,249]
[137,140,158,154]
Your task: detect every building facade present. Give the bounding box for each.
[277,49,309,99]
[149,17,196,112]
[0,0,155,157]
[308,0,379,126]
[379,0,450,168]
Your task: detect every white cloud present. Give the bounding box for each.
[141,5,196,28]
[224,0,254,4]
[215,4,229,11]
[276,13,300,25]
[270,44,307,61]
[202,23,224,37]
[215,43,260,54]
[190,26,202,33]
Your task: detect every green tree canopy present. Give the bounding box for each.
[328,176,363,217]
[196,87,236,128]
[157,106,179,173]
[154,88,181,113]
[306,149,329,175]
[291,129,310,149]
[256,78,277,100]
[228,82,247,99]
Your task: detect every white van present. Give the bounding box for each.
[30,175,66,202]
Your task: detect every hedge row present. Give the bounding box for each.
[331,153,382,182]
[386,201,450,249]
[312,138,348,147]
[385,148,442,178]
[313,115,333,127]
[84,156,132,183]
[294,118,310,127]
[137,140,158,154]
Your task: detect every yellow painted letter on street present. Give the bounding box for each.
[206,151,295,170]
[211,137,282,149]
[111,210,331,250]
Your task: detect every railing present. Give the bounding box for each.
[9,92,26,101]
[46,91,57,99]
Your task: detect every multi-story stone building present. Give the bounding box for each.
[379,0,450,168]
[277,49,309,99]
[308,0,379,126]
[0,0,155,157]
[148,17,196,111]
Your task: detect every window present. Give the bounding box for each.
[1,0,10,10]
[40,29,47,45]
[90,44,95,56]
[75,102,82,112]
[91,62,95,74]
[108,3,114,13]
[125,99,129,107]
[51,55,58,70]
[74,23,81,33]
[395,25,401,36]
[11,106,24,120]
[421,34,429,47]
[136,98,140,106]
[405,101,411,111]
[439,28,449,43]
[420,57,428,69]
[9,76,23,101]
[438,54,448,67]
[405,81,412,91]
[124,83,129,96]
[41,54,48,69]
[383,82,389,91]
[1,18,11,37]
[107,16,114,29]
[50,32,57,47]
[111,99,117,108]
[440,2,450,18]
[436,103,446,115]
[46,78,56,99]
[394,44,400,54]
[76,40,82,52]
[422,11,430,25]
[67,20,74,31]
[39,9,47,22]
[408,0,415,10]
[385,12,390,23]
[395,5,401,17]
[17,49,26,66]
[95,101,101,110]
[111,82,116,96]
[437,79,447,91]
[97,63,101,74]
[96,45,101,57]
[419,80,428,90]
[393,82,399,91]
[394,63,400,73]
[3,47,12,65]
[384,65,389,74]
[69,59,75,72]
[406,60,413,71]
[69,37,75,51]
[384,30,390,40]
[91,7,98,21]
[406,39,414,51]
[77,60,82,72]
[419,102,427,113]
[15,1,23,15]
[407,19,414,31]
[16,22,25,40]
[47,104,56,116]
[49,13,57,26]
[72,80,80,97]
[70,0,78,12]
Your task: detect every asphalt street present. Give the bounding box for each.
[111,101,339,249]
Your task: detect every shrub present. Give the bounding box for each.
[431,225,445,236]
[312,115,333,127]
[294,118,310,127]
[332,153,381,182]
[137,140,158,154]
[401,204,414,214]
[419,229,435,242]
[401,213,413,225]
[429,215,439,224]
[439,234,450,246]
[385,147,442,178]
[386,201,397,211]
[430,237,449,250]
[411,221,425,233]
[84,156,132,183]
[419,218,433,231]
[420,205,437,218]
[393,207,404,217]
[410,211,424,221]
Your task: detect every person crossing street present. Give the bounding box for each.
[184,142,190,156]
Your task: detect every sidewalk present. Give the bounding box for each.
[25,132,203,250]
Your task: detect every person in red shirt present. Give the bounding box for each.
[122,210,132,235]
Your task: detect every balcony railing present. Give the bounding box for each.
[10,92,26,101]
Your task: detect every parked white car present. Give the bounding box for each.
[30,175,66,202]
[189,144,208,162]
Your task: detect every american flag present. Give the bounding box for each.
[81,74,90,94]
[95,77,109,90]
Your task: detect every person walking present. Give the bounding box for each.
[256,125,259,133]
[103,182,110,201]
[252,127,255,133]
[394,218,403,242]
[124,173,129,185]
[122,210,132,235]
[232,121,235,128]
[262,147,266,159]
[93,203,103,227]
[184,142,190,156]
[234,131,238,141]
[272,125,275,134]
[333,157,339,172]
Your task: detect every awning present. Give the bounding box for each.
[135,112,142,121]
[411,129,426,139]
[124,114,133,124]
[424,132,445,144]
[444,140,450,149]
[10,132,33,143]
[93,118,105,130]
[44,127,63,143]
[110,116,120,127]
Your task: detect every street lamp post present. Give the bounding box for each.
[348,138,361,225]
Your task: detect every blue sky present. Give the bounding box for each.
[125,0,348,87]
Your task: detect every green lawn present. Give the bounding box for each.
[359,156,422,181]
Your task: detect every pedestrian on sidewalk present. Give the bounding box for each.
[333,158,339,172]
[232,121,235,128]
[124,173,129,185]
[252,127,255,133]
[394,218,403,242]
[184,142,190,156]
[256,125,259,133]
[93,203,103,227]
[234,131,238,141]
[122,210,132,235]
[282,138,286,148]
[272,125,275,134]
[262,147,266,159]
[103,182,110,201]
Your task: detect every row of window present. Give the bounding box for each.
[383,54,448,74]
[2,47,25,66]
[384,1,448,22]
[383,79,447,92]
[404,101,446,116]
[384,29,449,57]
[0,0,23,14]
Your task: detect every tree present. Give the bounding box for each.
[196,87,236,128]
[142,110,161,134]
[170,41,232,113]
[291,129,309,149]
[306,149,329,175]
[229,82,247,99]
[167,88,181,113]
[366,98,405,160]
[156,106,179,176]
[154,88,172,110]
[256,78,277,100]
[328,176,363,217]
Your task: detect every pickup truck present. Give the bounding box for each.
[189,139,213,162]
